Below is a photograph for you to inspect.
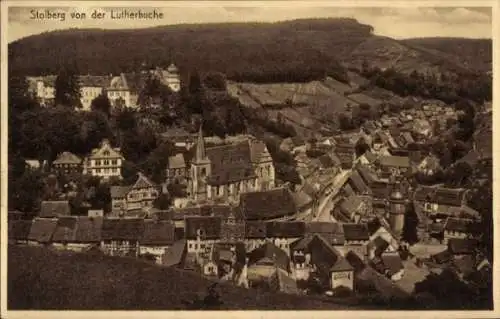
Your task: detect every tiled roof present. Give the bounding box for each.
[53,152,82,165]
[379,155,410,168]
[247,242,290,272]
[381,254,404,276]
[101,218,145,241]
[131,172,155,190]
[52,217,78,242]
[184,216,222,240]
[171,206,204,220]
[266,221,305,238]
[443,217,476,233]
[448,238,478,255]
[456,149,480,167]
[330,257,354,272]
[371,236,390,257]
[28,218,58,243]
[163,239,187,267]
[356,164,378,185]
[413,186,437,201]
[305,222,345,246]
[349,171,371,195]
[74,217,103,242]
[40,201,71,218]
[8,220,33,241]
[433,188,466,207]
[249,140,271,163]
[168,153,186,169]
[240,188,297,220]
[338,195,366,217]
[342,223,369,241]
[205,142,256,186]
[77,75,112,88]
[307,235,342,274]
[245,221,267,239]
[110,186,132,199]
[89,139,124,160]
[140,220,175,245]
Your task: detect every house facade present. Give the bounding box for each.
[100,218,144,257]
[84,139,124,179]
[52,152,83,175]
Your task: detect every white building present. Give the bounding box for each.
[84,139,124,179]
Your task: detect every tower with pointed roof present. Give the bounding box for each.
[388,182,406,239]
[190,123,211,201]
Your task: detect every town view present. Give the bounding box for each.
[6,6,493,311]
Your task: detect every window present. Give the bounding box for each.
[95,160,101,166]
[112,159,117,165]
[104,160,109,165]
[188,243,192,249]
[112,168,117,173]
[96,168,101,173]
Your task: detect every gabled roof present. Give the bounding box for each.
[245,221,267,239]
[131,172,155,190]
[338,195,366,217]
[40,201,71,218]
[266,221,305,238]
[247,242,290,272]
[101,218,145,241]
[184,216,222,240]
[8,220,33,241]
[28,218,58,243]
[342,223,369,241]
[240,188,297,220]
[349,170,372,195]
[379,155,411,168]
[140,220,175,245]
[110,186,132,199]
[433,188,466,207]
[171,206,204,220]
[168,153,186,169]
[330,257,354,272]
[53,152,82,165]
[249,140,271,163]
[356,164,378,185]
[88,139,124,160]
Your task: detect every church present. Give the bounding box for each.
[181,125,276,204]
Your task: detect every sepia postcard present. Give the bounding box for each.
[1,1,498,318]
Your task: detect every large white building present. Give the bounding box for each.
[83,139,124,180]
[26,64,181,109]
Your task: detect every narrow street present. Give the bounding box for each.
[313,169,351,222]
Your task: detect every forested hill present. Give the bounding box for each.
[8,18,490,82]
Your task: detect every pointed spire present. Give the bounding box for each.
[195,122,206,161]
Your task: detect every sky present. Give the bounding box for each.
[8,5,493,43]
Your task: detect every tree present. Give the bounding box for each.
[90,92,112,116]
[8,169,45,214]
[203,72,227,90]
[153,193,172,210]
[54,68,82,108]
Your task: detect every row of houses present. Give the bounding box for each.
[26,64,181,110]
[26,139,125,180]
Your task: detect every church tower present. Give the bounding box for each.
[389,182,406,239]
[190,124,211,201]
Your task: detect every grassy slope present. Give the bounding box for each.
[8,245,372,310]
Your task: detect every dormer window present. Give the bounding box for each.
[103,151,110,156]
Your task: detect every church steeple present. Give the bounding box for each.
[195,123,207,162]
